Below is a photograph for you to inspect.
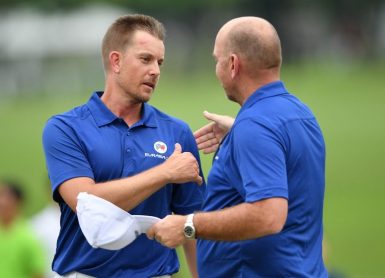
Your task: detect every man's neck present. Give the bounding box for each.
[239,71,280,106]
[101,90,143,127]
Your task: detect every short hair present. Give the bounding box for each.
[101,14,166,72]
[226,22,282,70]
[0,179,24,202]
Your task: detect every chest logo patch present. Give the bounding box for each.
[154,141,167,154]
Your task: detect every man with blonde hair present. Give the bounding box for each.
[43,14,204,278]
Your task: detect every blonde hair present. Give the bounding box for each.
[101,14,165,71]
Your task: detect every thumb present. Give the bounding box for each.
[203,111,223,123]
[195,175,203,186]
[172,143,182,154]
[146,225,156,240]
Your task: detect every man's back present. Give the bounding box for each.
[198,81,326,277]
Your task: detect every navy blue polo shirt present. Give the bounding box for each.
[197,81,327,277]
[42,92,205,278]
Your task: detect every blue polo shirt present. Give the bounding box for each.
[42,92,205,278]
[197,81,327,277]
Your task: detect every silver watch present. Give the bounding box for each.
[183,213,196,239]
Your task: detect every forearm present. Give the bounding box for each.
[94,164,171,210]
[60,163,171,211]
[58,143,202,211]
[182,240,198,278]
[194,198,287,241]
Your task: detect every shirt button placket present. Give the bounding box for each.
[122,128,134,176]
[126,131,131,154]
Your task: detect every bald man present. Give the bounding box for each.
[148,17,327,277]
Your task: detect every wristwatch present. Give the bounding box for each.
[183,213,196,239]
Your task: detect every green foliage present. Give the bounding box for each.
[0,0,238,12]
[0,61,384,277]
[1,0,382,14]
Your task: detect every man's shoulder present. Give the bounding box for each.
[148,104,189,129]
[238,94,315,127]
[47,103,89,126]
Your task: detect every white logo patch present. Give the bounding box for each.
[154,141,167,154]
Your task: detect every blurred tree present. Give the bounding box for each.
[0,0,383,63]
[322,0,382,59]
[0,0,237,12]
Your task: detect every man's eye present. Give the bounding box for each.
[141,57,150,63]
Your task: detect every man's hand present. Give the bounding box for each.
[147,214,187,248]
[194,111,235,154]
[161,143,203,185]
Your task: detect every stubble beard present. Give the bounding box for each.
[131,89,154,104]
[223,85,238,104]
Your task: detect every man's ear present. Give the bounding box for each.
[230,54,240,79]
[109,51,121,73]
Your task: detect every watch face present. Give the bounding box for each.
[184,226,195,238]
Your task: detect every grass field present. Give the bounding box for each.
[1,61,384,277]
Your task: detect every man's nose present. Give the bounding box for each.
[149,62,160,76]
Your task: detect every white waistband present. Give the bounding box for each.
[54,272,94,278]
[55,272,171,278]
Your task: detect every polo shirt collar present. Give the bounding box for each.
[87,92,117,127]
[136,103,157,128]
[241,81,289,111]
[87,91,157,128]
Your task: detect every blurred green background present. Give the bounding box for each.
[1,62,385,277]
[1,0,385,277]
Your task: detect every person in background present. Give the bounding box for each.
[147,16,327,277]
[0,179,45,278]
[29,177,61,278]
[42,14,204,278]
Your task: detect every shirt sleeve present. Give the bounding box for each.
[171,125,206,215]
[42,117,94,202]
[232,118,288,203]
